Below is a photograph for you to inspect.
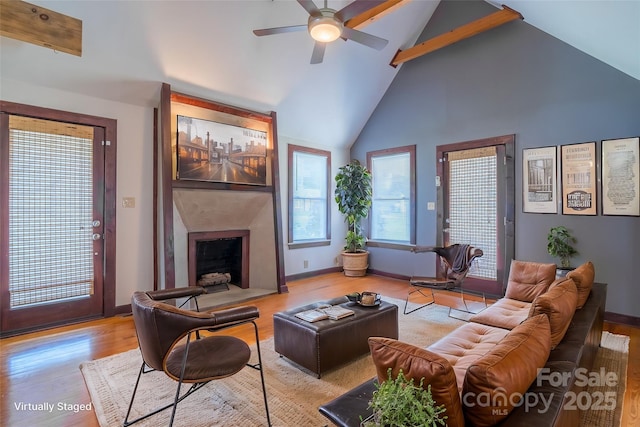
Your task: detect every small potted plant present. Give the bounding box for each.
[361,368,447,427]
[547,226,578,269]
[334,160,372,276]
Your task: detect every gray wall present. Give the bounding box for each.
[351,0,640,317]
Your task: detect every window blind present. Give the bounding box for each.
[448,148,497,280]
[8,116,95,308]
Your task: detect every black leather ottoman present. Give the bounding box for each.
[273,296,398,378]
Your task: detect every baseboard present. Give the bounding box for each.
[286,266,342,282]
[605,311,640,327]
[114,304,132,316]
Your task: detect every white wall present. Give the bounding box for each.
[1,79,155,306]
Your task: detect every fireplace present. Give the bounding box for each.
[188,230,250,289]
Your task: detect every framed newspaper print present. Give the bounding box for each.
[560,142,597,215]
[523,146,557,213]
[601,136,640,216]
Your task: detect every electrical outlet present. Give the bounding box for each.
[303,260,309,269]
[122,197,135,208]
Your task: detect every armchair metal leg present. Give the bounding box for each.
[403,286,436,315]
[247,320,272,427]
[123,354,205,427]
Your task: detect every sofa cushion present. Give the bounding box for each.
[462,314,552,427]
[566,261,595,309]
[468,298,531,330]
[368,337,465,427]
[504,260,557,302]
[427,322,510,392]
[529,278,578,349]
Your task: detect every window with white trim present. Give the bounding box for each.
[367,145,415,244]
[288,145,331,247]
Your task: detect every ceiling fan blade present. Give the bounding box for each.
[297,0,321,17]
[335,0,387,22]
[253,25,308,37]
[310,42,326,64]
[341,27,388,50]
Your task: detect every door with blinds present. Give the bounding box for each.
[437,135,515,296]
[1,114,105,333]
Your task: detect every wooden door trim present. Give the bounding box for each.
[0,101,117,332]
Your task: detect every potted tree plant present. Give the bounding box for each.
[361,368,447,427]
[335,160,372,277]
[547,226,578,272]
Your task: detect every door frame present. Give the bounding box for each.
[436,134,515,296]
[0,101,117,335]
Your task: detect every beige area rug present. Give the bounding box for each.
[80,299,629,427]
[580,331,630,427]
[79,298,462,427]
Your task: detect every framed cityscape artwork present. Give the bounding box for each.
[176,115,268,186]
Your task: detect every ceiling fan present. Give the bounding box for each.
[253,0,389,64]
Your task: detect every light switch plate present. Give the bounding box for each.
[122,197,135,208]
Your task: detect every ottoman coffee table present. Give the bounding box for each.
[273,296,398,377]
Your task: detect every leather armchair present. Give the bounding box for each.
[124,289,271,426]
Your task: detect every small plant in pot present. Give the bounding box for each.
[547,226,578,268]
[334,160,372,277]
[361,368,447,427]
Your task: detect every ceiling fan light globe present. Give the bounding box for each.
[308,16,342,43]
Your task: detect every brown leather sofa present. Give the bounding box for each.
[319,260,604,427]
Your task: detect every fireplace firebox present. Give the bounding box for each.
[188,230,250,289]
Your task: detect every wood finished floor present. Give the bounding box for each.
[1,273,638,426]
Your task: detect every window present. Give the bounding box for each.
[288,145,331,247]
[367,146,415,244]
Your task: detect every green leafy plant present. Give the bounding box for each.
[547,226,578,268]
[334,160,372,253]
[362,368,447,427]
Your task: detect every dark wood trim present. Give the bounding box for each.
[0,113,9,333]
[152,108,159,291]
[160,83,175,289]
[436,134,515,295]
[0,101,117,329]
[287,144,332,245]
[159,87,285,294]
[102,114,117,317]
[366,144,416,245]
[270,111,287,294]
[170,92,273,123]
[605,311,640,327]
[285,267,342,282]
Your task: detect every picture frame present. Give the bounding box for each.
[176,114,268,186]
[522,146,557,213]
[560,142,597,215]
[601,136,640,216]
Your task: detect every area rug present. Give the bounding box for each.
[79,298,462,427]
[80,299,629,427]
[580,331,630,427]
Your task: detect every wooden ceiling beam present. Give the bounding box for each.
[0,0,82,56]
[345,0,411,30]
[390,5,522,67]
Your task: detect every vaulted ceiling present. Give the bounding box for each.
[1,1,638,149]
